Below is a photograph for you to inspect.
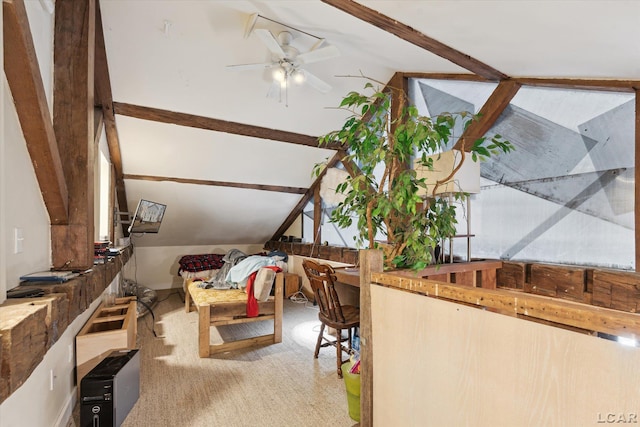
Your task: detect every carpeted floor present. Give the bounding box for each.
[69,290,358,427]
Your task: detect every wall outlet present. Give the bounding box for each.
[68,344,74,363]
[49,369,54,391]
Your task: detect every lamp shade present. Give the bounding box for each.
[415,150,480,196]
[320,167,350,206]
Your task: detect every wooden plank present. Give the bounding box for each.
[284,273,300,298]
[113,102,338,148]
[92,315,127,323]
[479,268,497,290]
[320,0,506,81]
[334,268,360,288]
[496,261,526,289]
[1,293,70,348]
[515,77,640,93]
[314,185,322,244]
[452,270,475,287]
[373,271,640,339]
[453,80,521,152]
[401,72,491,82]
[318,245,334,260]
[198,305,210,357]
[327,246,344,262]
[209,335,276,355]
[274,272,283,343]
[342,249,359,266]
[427,273,449,283]
[208,301,252,318]
[359,249,384,427]
[210,299,276,320]
[52,0,96,270]
[397,259,504,277]
[123,174,306,194]
[0,302,48,403]
[592,269,640,313]
[3,0,68,224]
[529,264,586,302]
[212,315,275,326]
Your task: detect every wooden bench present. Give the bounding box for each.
[185,273,283,357]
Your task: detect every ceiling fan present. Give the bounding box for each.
[227,27,340,99]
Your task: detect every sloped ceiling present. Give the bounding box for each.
[98,0,640,247]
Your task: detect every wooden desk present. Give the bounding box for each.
[334,268,360,287]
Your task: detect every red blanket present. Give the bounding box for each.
[178,253,225,273]
[245,266,281,317]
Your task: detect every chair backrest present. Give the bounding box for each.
[302,259,345,323]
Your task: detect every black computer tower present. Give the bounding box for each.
[80,349,140,427]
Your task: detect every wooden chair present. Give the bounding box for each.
[302,259,360,378]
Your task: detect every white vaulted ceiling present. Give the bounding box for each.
[98,0,640,247]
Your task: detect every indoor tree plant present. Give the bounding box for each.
[314,80,513,270]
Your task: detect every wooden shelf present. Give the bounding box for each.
[75,296,137,388]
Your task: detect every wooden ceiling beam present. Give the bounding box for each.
[95,0,129,235]
[321,0,507,81]
[113,102,338,149]
[51,0,96,270]
[402,73,492,82]
[453,79,521,152]
[404,73,640,92]
[3,0,68,224]
[123,174,307,195]
[514,77,640,93]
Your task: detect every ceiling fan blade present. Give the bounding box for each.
[226,62,272,72]
[301,69,332,93]
[297,44,340,65]
[254,28,286,58]
[243,13,259,39]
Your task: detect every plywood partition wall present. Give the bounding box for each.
[371,285,640,427]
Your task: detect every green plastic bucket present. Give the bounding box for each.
[341,362,361,422]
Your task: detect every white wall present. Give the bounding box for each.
[1,2,55,294]
[2,76,51,293]
[131,243,267,290]
[0,274,123,427]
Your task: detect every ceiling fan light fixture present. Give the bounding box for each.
[292,69,306,84]
[272,66,286,82]
[228,14,340,104]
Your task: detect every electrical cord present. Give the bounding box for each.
[137,298,158,338]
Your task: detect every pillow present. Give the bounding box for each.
[253,268,276,302]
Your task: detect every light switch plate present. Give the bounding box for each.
[14,227,23,254]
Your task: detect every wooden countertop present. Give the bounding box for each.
[333,267,361,287]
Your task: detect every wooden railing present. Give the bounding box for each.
[355,250,640,427]
[374,270,640,339]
